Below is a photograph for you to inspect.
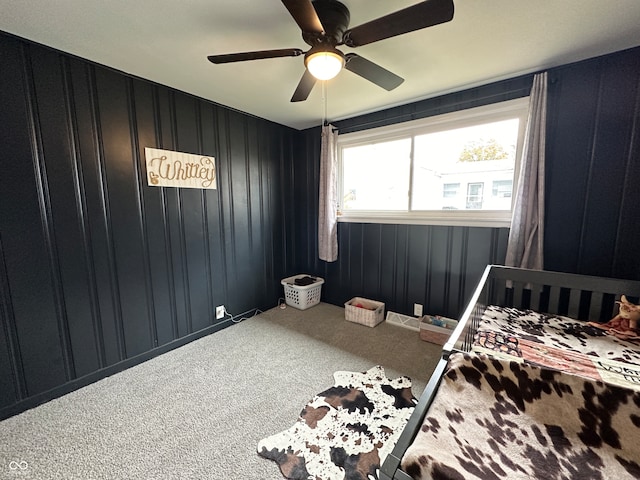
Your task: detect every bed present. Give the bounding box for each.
[379,265,640,480]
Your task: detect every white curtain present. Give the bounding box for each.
[318,124,338,262]
[505,72,547,270]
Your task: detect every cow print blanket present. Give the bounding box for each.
[474,306,640,390]
[401,352,640,480]
[258,365,416,480]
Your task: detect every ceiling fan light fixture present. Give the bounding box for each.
[305,48,345,80]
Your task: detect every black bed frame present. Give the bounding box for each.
[379,264,640,480]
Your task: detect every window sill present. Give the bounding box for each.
[337,211,512,228]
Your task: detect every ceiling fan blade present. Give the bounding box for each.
[342,0,454,47]
[291,69,317,102]
[281,0,324,33]
[207,48,303,64]
[344,54,403,91]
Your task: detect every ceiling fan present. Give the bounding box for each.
[207,0,454,102]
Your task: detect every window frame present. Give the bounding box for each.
[336,97,530,227]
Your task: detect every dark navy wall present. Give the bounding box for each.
[294,47,640,318]
[0,32,297,418]
[1,28,639,419]
[545,47,640,280]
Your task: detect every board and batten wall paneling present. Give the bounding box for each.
[0,31,296,417]
[315,223,509,319]
[0,36,71,401]
[545,46,640,280]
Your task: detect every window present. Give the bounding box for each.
[466,183,484,209]
[442,183,460,198]
[337,98,529,227]
[341,138,411,211]
[492,180,513,198]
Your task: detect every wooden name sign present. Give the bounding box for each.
[145,147,217,189]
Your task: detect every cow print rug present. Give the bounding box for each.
[257,365,417,480]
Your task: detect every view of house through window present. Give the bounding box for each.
[338,98,529,226]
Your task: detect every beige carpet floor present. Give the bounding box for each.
[0,302,442,479]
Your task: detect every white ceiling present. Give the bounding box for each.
[1,0,640,130]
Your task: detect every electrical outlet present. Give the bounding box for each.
[216,305,225,320]
[413,303,423,317]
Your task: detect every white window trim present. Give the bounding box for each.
[337,97,530,227]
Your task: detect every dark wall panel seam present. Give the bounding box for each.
[424,226,432,307]
[154,88,179,339]
[163,186,179,340]
[223,110,238,287]
[80,64,108,365]
[244,118,253,251]
[278,133,292,274]
[458,227,469,307]
[201,189,214,322]
[197,105,215,325]
[126,78,156,348]
[391,225,398,305]
[214,107,229,305]
[307,135,316,270]
[89,65,127,361]
[345,225,352,290]
[0,233,27,400]
[61,57,105,368]
[170,93,193,334]
[576,68,603,273]
[22,44,75,380]
[177,191,192,332]
[490,229,499,265]
[376,225,383,297]
[257,124,270,301]
[402,227,410,308]
[613,74,640,270]
[285,135,293,273]
[443,226,453,309]
[359,225,365,294]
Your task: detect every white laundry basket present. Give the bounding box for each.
[281,274,324,310]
